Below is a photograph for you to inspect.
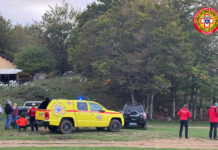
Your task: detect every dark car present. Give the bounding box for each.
[122,103,147,130]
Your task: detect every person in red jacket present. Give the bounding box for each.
[208,103,218,140]
[178,104,191,139]
[16,115,28,131]
[28,103,38,131]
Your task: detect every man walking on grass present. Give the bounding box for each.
[208,103,218,140]
[178,104,191,139]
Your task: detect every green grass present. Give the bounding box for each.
[0,120,210,141]
[0,148,213,150]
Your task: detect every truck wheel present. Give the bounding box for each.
[60,120,73,134]
[108,119,121,132]
[96,127,105,131]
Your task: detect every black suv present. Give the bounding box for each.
[122,103,147,130]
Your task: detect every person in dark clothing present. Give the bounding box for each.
[28,103,38,131]
[178,104,191,139]
[208,103,218,140]
[4,100,13,130]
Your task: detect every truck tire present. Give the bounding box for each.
[60,120,73,134]
[108,119,121,132]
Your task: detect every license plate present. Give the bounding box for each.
[129,122,137,126]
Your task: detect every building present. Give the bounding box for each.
[0,54,29,84]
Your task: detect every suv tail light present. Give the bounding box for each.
[45,112,49,120]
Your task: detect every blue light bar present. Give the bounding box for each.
[77,96,83,101]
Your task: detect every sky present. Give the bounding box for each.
[0,0,96,25]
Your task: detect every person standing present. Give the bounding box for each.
[4,100,13,130]
[28,103,38,131]
[208,103,218,140]
[12,103,18,129]
[178,104,191,139]
[0,104,3,121]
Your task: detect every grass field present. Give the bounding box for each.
[0,120,210,141]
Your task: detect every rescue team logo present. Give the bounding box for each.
[193,7,218,34]
[97,114,102,120]
[51,103,65,117]
[54,105,63,114]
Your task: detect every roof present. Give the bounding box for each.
[0,68,22,75]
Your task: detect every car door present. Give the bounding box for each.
[88,102,108,127]
[75,102,93,127]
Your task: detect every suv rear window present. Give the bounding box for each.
[77,102,88,111]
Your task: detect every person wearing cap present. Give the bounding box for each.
[4,100,13,130]
[208,103,218,140]
[178,104,191,139]
[12,103,18,129]
[28,103,38,131]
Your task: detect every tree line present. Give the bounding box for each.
[0,0,217,119]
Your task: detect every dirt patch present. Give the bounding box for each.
[0,138,218,149]
[189,127,209,129]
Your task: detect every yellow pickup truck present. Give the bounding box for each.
[36,99,124,134]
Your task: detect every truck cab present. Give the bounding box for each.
[36,99,124,134]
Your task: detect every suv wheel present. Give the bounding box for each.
[60,120,73,134]
[108,119,121,132]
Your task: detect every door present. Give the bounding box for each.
[75,102,93,127]
[88,102,108,127]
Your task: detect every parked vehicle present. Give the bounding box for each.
[36,99,124,134]
[122,103,147,130]
[18,101,42,121]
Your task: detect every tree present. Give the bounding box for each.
[15,45,56,75]
[68,0,217,119]
[0,14,13,58]
[40,2,78,74]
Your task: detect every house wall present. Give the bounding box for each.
[0,56,16,69]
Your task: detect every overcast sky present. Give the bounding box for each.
[0,0,96,25]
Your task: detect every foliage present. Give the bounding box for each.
[40,2,78,74]
[14,45,56,74]
[0,15,13,58]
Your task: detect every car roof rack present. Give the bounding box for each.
[125,102,143,106]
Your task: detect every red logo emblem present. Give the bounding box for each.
[193,7,218,34]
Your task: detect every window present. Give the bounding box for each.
[77,102,88,111]
[89,103,103,111]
